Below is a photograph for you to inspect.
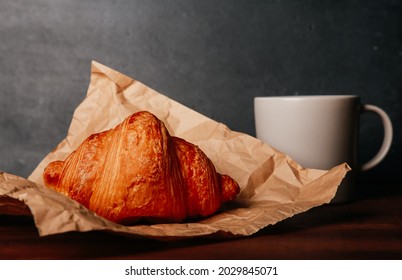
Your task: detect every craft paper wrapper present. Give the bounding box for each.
[0,61,350,240]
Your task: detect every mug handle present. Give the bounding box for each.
[359,104,393,172]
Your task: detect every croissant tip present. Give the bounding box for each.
[219,174,241,203]
[43,161,64,189]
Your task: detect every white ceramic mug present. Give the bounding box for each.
[254,95,393,203]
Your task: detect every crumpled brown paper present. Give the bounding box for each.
[0,61,350,240]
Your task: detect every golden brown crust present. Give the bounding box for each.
[43,111,239,224]
[173,136,221,217]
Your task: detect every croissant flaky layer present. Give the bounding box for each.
[43,111,240,224]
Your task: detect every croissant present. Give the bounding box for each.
[43,111,240,224]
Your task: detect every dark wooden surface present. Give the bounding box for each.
[1,184,401,260]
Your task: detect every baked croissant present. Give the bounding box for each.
[43,111,240,224]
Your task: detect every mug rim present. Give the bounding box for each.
[254,95,359,100]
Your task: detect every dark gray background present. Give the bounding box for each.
[1,0,401,186]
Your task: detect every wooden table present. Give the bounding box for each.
[1,183,401,260]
